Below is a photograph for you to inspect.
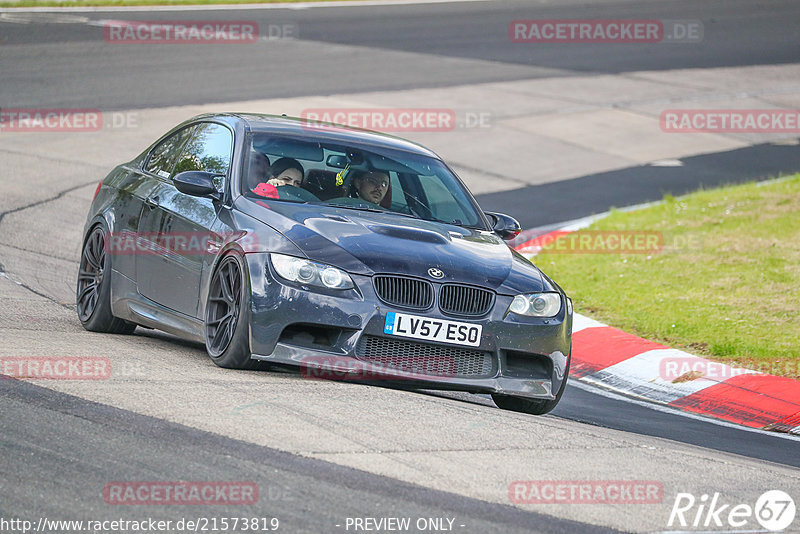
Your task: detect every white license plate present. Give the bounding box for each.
[383,312,482,347]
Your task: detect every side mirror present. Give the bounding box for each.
[485,211,521,240]
[173,171,222,199]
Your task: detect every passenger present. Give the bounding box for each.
[266,158,304,187]
[252,157,304,198]
[350,170,390,205]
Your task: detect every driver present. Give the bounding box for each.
[350,170,390,205]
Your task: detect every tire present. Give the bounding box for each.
[204,253,264,370]
[76,225,137,334]
[492,356,570,415]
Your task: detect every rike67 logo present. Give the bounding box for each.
[668,490,796,531]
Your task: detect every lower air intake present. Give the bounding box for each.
[356,335,494,378]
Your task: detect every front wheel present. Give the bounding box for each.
[76,225,137,334]
[492,357,570,415]
[204,253,263,370]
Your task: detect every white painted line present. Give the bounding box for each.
[559,213,608,232]
[649,158,684,167]
[771,138,800,146]
[0,0,489,14]
[0,12,89,22]
[571,313,607,334]
[755,173,798,186]
[540,174,797,238]
[519,198,668,242]
[569,379,800,442]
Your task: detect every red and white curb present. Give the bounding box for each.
[569,315,800,434]
[511,213,800,435]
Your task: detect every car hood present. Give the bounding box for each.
[238,199,550,294]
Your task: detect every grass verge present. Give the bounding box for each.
[534,174,800,379]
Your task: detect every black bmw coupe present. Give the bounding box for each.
[77,113,572,414]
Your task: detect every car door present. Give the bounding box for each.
[132,124,198,298]
[135,122,234,318]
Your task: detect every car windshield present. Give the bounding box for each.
[241,133,486,229]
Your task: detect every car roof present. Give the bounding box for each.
[191,112,442,160]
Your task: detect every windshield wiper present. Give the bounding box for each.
[324,204,418,218]
[423,217,485,231]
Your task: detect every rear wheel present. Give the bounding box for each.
[76,225,137,334]
[204,253,263,370]
[492,357,570,415]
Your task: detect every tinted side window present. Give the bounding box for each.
[172,123,233,181]
[144,126,196,178]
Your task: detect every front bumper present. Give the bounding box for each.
[245,254,571,400]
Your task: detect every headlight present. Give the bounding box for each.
[270,254,354,290]
[508,293,562,317]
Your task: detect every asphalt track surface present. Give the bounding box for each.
[2,1,800,532]
[0,378,611,534]
[0,0,798,109]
